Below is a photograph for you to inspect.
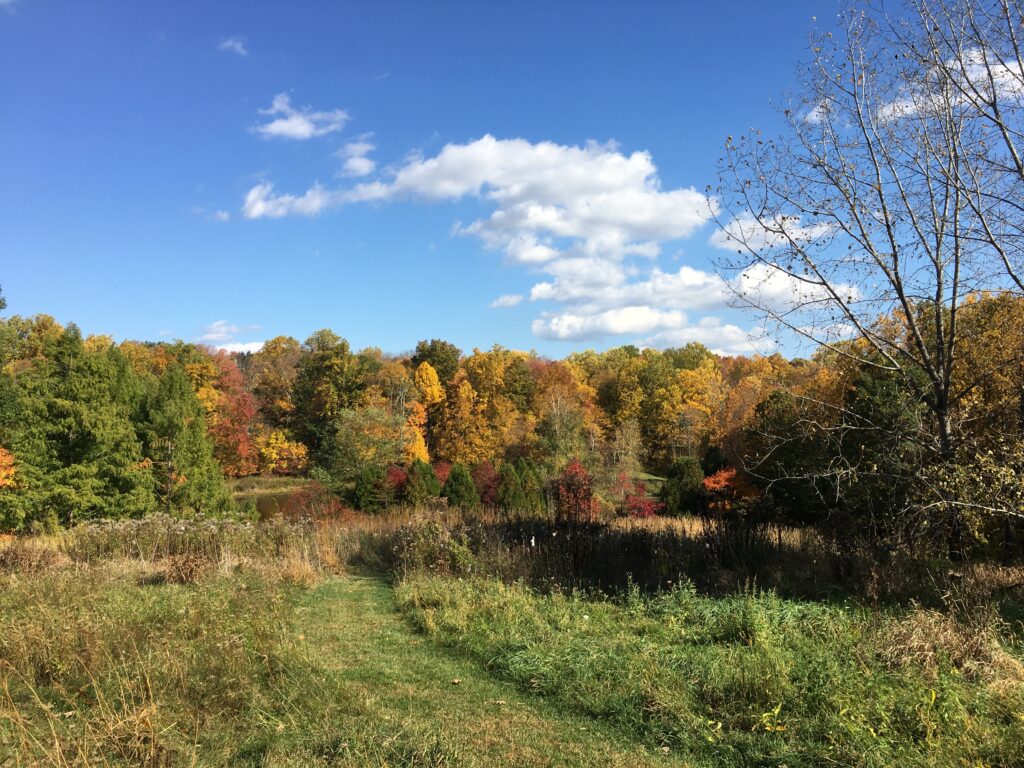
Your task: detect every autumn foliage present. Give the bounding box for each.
[556,459,594,525]
[0,448,15,490]
[703,468,757,514]
[623,479,664,519]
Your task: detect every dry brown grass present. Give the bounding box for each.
[877,607,1024,681]
[156,552,214,584]
[0,537,70,573]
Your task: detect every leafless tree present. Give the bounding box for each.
[904,0,1024,292]
[713,0,1024,463]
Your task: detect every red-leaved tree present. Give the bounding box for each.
[624,480,664,519]
[472,461,500,507]
[432,461,452,487]
[210,351,258,476]
[556,459,593,525]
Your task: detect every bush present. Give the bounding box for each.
[472,461,499,507]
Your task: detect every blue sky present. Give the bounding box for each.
[0,0,834,357]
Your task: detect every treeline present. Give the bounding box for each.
[0,315,233,530]
[2,289,1023,559]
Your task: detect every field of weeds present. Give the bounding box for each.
[2,513,1024,766]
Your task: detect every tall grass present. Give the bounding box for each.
[396,575,1024,767]
[0,530,465,766]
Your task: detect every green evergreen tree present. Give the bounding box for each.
[351,465,387,513]
[660,456,706,516]
[496,462,527,515]
[142,365,232,517]
[515,457,547,516]
[442,463,480,508]
[403,458,441,505]
[0,325,157,530]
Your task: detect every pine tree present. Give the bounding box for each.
[660,456,706,516]
[351,465,387,513]
[515,457,547,516]
[496,463,527,515]
[0,326,157,530]
[142,365,232,517]
[403,458,441,505]
[441,463,479,508]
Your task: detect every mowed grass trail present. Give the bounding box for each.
[0,561,672,767]
[297,575,676,767]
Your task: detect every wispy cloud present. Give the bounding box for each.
[254,93,349,140]
[489,293,523,308]
[199,320,240,343]
[191,206,231,223]
[218,36,249,57]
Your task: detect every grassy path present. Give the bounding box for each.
[295,575,677,767]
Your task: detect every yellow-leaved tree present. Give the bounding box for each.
[253,429,309,475]
[0,447,15,490]
[404,401,430,464]
[413,361,445,407]
[435,372,491,465]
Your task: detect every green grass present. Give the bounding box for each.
[396,575,1024,767]
[227,475,310,499]
[0,558,674,766]
[298,576,675,766]
[5,518,1024,767]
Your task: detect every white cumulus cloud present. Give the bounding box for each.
[217,341,266,354]
[533,306,686,341]
[240,134,806,348]
[199,320,262,352]
[242,182,339,219]
[336,136,376,177]
[254,93,349,140]
[243,135,713,257]
[641,316,774,356]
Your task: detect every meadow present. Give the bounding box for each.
[2,510,1023,767]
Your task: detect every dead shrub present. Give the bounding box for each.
[157,553,213,585]
[0,539,67,573]
[877,608,1021,681]
[276,552,321,587]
